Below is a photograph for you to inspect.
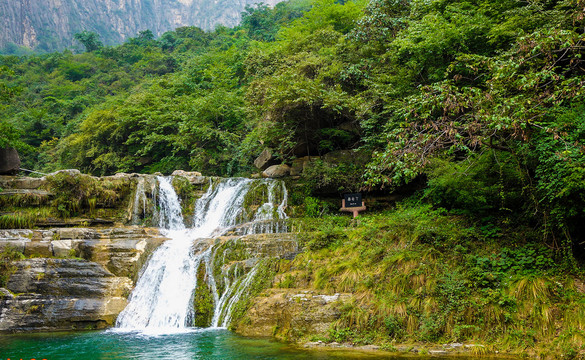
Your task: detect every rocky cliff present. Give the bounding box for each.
[0,0,280,52]
[0,227,167,331]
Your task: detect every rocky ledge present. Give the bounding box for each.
[0,259,131,332]
[235,289,352,340]
[0,226,167,332]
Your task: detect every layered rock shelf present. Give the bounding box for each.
[0,227,167,332]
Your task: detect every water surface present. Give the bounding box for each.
[0,329,497,360]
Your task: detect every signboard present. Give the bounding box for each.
[344,193,362,208]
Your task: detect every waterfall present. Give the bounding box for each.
[244,180,288,235]
[116,177,196,332]
[116,176,288,333]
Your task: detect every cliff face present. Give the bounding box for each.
[0,0,280,52]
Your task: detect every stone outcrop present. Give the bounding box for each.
[0,171,210,227]
[0,227,167,279]
[0,147,20,175]
[0,226,167,332]
[217,233,299,260]
[0,176,44,189]
[235,289,352,339]
[290,156,320,176]
[0,258,132,332]
[171,170,206,185]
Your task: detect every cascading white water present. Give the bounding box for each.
[130,177,148,225]
[212,261,262,328]
[209,180,289,327]
[116,176,289,333]
[116,177,196,332]
[244,180,288,235]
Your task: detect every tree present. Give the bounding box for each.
[74,31,103,52]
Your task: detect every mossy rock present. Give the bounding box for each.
[193,262,214,327]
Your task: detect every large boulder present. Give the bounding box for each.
[235,289,352,339]
[0,147,21,175]
[262,164,291,178]
[47,169,81,177]
[254,149,280,170]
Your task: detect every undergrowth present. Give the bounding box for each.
[45,172,131,218]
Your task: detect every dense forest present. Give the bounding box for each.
[1,0,585,265]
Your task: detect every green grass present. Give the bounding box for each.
[260,205,585,358]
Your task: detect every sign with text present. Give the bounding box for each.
[344,193,362,208]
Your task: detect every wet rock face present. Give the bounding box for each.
[0,258,132,332]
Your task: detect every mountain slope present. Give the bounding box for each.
[0,0,280,52]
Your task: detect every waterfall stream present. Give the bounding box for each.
[115,176,288,333]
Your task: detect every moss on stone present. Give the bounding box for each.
[193,261,214,327]
[171,176,197,219]
[229,258,277,330]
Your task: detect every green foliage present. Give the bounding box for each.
[193,262,215,327]
[74,31,103,52]
[0,246,24,287]
[303,196,322,217]
[3,0,585,264]
[45,172,127,218]
[305,228,347,250]
[0,120,20,149]
[468,244,555,289]
[270,209,585,355]
[423,151,525,216]
[302,158,365,194]
[0,212,35,229]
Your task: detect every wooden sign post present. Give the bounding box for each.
[340,193,366,218]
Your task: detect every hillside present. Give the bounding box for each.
[0,0,280,53]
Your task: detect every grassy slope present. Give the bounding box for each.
[248,206,585,359]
